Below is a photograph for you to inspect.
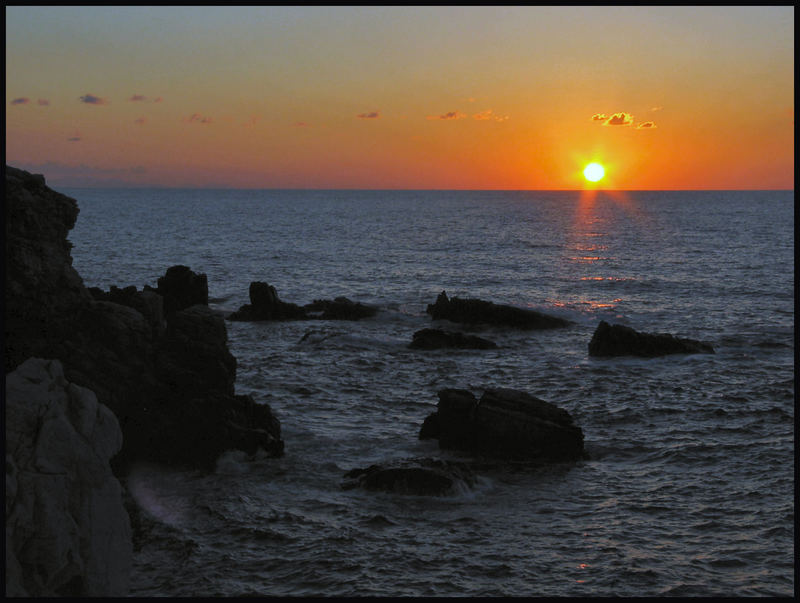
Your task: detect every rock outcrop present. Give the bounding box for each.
[341,458,477,496]
[4,166,284,472]
[419,388,585,462]
[304,296,378,320]
[409,328,497,350]
[5,358,132,597]
[229,281,377,321]
[4,166,92,372]
[588,320,715,357]
[426,291,570,330]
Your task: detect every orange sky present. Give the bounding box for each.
[5,6,794,189]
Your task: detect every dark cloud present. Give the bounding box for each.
[293,121,309,127]
[79,93,109,105]
[636,121,657,129]
[134,117,146,125]
[67,136,81,142]
[357,111,380,119]
[186,113,212,124]
[604,112,633,126]
[129,94,147,102]
[426,111,467,121]
[37,99,50,106]
[10,97,30,105]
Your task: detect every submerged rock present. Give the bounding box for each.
[588,320,715,357]
[5,358,132,597]
[419,388,585,462]
[426,291,569,330]
[342,458,478,496]
[409,327,497,350]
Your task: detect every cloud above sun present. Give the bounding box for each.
[592,111,656,129]
[472,109,509,122]
[604,112,634,126]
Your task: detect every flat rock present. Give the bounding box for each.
[426,290,569,330]
[588,320,715,357]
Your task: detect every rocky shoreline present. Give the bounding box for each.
[4,165,715,595]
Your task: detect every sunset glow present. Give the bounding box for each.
[5,6,794,190]
[583,163,605,183]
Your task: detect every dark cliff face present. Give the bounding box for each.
[4,166,92,371]
[4,165,284,472]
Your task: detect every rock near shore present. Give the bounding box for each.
[4,166,284,472]
[588,320,715,357]
[426,291,570,330]
[420,388,585,462]
[5,358,132,597]
[229,281,378,321]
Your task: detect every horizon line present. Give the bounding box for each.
[53,185,795,193]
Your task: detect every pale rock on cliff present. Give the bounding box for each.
[5,358,132,597]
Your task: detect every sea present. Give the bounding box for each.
[64,188,794,597]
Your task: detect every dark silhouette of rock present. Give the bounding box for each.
[341,458,477,496]
[304,296,378,320]
[147,264,208,315]
[419,388,584,462]
[228,281,306,321]
[588,320,715,357]
[426,290,569,329]
[4,166,284,474]
[409,328,497,350]
[4,165,92,371]
[229,282,377,322]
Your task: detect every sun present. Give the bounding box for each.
[583,162,605,183]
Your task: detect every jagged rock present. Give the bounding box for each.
[5,358,132,597]
[304,296,377,320]
[588,320,715,357]
[229,282,377,322]
[426,290,569,330]
[4,166,284,473]
[148,265,208,315]
[409,327,497,350]
[419,388,584,462]
[4,166,92,372]
[89,285,166,336]
[341,458,477,496]
[228,281,306,321]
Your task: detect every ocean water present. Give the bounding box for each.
[65,188,794,597]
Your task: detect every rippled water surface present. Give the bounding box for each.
[67,189,794,596]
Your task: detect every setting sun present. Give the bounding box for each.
[583,163,605,183]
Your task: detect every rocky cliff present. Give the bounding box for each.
[4,165,284,470]
[4,165,285,594]
[5,358,132,596]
